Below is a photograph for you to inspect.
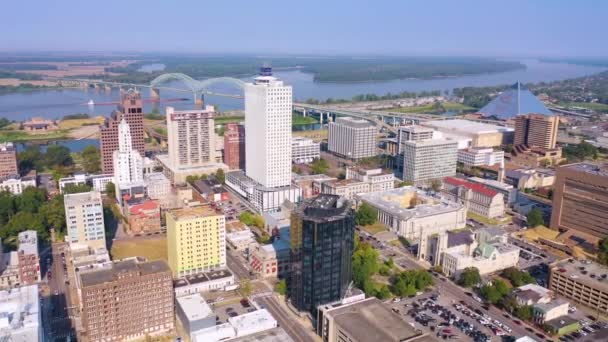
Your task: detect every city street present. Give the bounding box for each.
[44,242,76,341]
[256,296,318,342]
[226,248,252,280]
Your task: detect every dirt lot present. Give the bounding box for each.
[110,237,168,262]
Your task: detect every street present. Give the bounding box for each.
[44,242,76,341]
[256,296,317,342]
[226,248,252,280]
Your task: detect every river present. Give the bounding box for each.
[0,59,604,121]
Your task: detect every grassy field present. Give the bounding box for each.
[360,222,387,235]
[110,237,168,262]
[520,226,559,242]
[292,113,318,125]
[467,211,511,226]
[58,116,104,129]
[215,116,245,124]
[561,102,608,112]
[0,129,70,141]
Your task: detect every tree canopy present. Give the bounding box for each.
[526,208,545,228]
[310,158,329,175]
[458,267,481,287]
[81,145,101,173]
[501,267,536,287]
[239,211,264,228]
[392,270,433,297]
[355,203,377,226]
[480,279,511,304]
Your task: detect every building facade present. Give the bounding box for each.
[468,176,518,205]
[126,200,161,234]
[400,139,458,182]
[548,259,608,315]
[0,174,36,195]
[166,206,226,277]
[80,259,174,342]
[223,123,245,170]
[442,242,520,278]
[328,117,376,159]
[100,89,145,174]
[113,119,145,201]
[514,114,559,149]
[17,231,40,285]
[0,142,18,178]
[292,136,321,164]
[345,167,394,192]
[167,106,216,168]
[550,163,608,238]
[145,172,172,200]
[64,191,106,250]
[290,195,355,315]
[244,67,292,188]
[442,177,505,218]
[457,148,504,168]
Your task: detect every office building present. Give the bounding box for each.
[345,167,394,192]
[292,136,321,163]
[442,242,520,278]
[290,195,355,315]
[80,259,174,341]
[113,119,145,202]
[397,125,435,145]
[442,177,505,219]
[457,148,504,168]
[317,297,431,342]
[166,206,226,277]
[223,123,245,170]
[100,89,145,174]
[319,179,371,201]
[468,176,518,205]
[0,142,18,178]
[0,285,42,342]
[514,114,559,149]
[550,163,608,238]
[245,66,292,188]
[167,106,216,168]
[548,259,608,315]
[17,231,40,285]
[328,117,376,159]
[357,187,466,260]
[479,81,553,120]
[400,138,458,183]
[421,119,514,148]
[145,172,172,200]
[64,191,106,250]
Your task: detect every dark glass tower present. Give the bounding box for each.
[290,194,355,316]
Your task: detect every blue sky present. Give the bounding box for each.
[1,0,606,57]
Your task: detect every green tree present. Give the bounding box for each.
[355,203,377,226]
[397,181,413,188]
[598,238,608,265]
[310,158,329,174]
[18,146,43,173]
[502,267,536,287]
[514,305,534,321]
[274,279,287,296]
[16,187,47,213]
[81,145,101,173]
[63,183,92,194]
[215,168,225,184]
[40,195,66,237]
[526,208,545,228]
[352,242,380,292]
[0,191,16,226]
[480,284,502,304]
[239,279,252,297]
[45,145,73,167]
[375,285,392,299]
[105,182,116,199]
[458,267,481,287]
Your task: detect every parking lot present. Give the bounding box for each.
[213,298,258,325]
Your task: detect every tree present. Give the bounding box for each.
[239,279,252,297]
[502,267,536,287]
[397,181,413,188]
[355,203,377,226]
[514,305,534,321]
[81,145,101,173]
[16,187,47,213]
[526,208,544,228]
[40,195,66,238]
[105,182,116,199]
[215,168,225,184]
[18,146,43,173]
[274,279,287,296]
[310,158,329,174]
[458,267,481,287]
[45,145,73,167]
[480,284,502,304]
[599,238,608,265]
[352,242,380,292]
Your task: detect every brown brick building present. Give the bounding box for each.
[223,123,245,170]
[550,163,608,238]
[125,199,161,234]
[0,142,18,177]
[514,114,559,150]
[80,259,174,341]
[100,89,145,174]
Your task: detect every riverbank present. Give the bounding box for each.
[0,116,103,142]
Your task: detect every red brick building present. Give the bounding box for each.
[100,89,145,174]
[126,200,161,234]
[223,123,245,170]
[0,142,18,177]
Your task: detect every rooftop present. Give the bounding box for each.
[64,190,102,206]
[479,82,552,119]
[447,230,475,248]
[174,269,234,288]
[551,258,608,292]
[423,119,514,134]
[358,186,463,221]
[129,200,160,216]
[176,294,214,322]
[296,194,351,221]
[560,162,608,177]
[545,316,579,330]
[534,298,569,313]
[0,285,39,340]
[0,142,15,151]
[329,297,425,342]
[228,309,276,333]
[444,177,499,197]
[403,138,458,147]
[144,172,170,183]
[468,177,514,191]
[80,259,170,287]
[167,205,222,221]
[334,116,375,128]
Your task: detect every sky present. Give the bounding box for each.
[1,0,607,57]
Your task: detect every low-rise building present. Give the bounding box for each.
[442,242,520,278]
[548,259,608,315]
[58,172,89,193]
[0,173,36,195]
[192,309,277,342]
[0,285,42,341]
[544,316,580,336]
[192,178,229,203]
[509,145,565,168]
[505,168,555,190]
[320,179,370,201]
[467,176,518,205]
[514,283,553,306]
[458,148,504,168]
[292,136,320,163]
[176,293,216,338]
[533,298,569,324]
[293,174,336,199]
[125,199,161,234]
[421,119,514,148]
[145,172,172,200]
[442,177,505,218]
[22,117,57,131]
[156,153,229,185]
[345,167,394,193]
[225,170,301,212]
[226,230,256,251]
[249,234,291,279]
[90,174,115,193]
[173,269,235,297]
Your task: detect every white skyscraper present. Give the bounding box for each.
[113,119,144,186]
[245,66,292,188]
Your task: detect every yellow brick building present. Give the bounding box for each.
[166,206,226,277]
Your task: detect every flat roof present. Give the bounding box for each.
[174,269,234,288]
[176,293,214,322]
[545,315,579,329]
[80,259,170,287]
[334,117,375,128]
[551,259,608,292]
[167,205,222,221]
[403,138,458,147]
[230,327,292,342]
[64,190,101,206]
[228,309,276,332]
[468,177,514,191]
[329,297,425,342]
[560,162,608,177]
[358,187,463,221]
[424,119,514,134]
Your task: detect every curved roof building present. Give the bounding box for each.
[480,82,552,120]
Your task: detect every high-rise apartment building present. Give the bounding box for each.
[167,206,226,277]
[0,142,18,177]
[290,194,355,315]
[550,163,608,238]
[17,231,40,285]
[328,117,376,159]
[514,114,559,149]
[113,119,144,200]
[401,139,458,183]
[244,67,292,188]
[80,258,174,342]
[167,106,216,168]
[100,89,145,174]
[64,191,106,250]
[223,123,245,170]
[397,125,435,146]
